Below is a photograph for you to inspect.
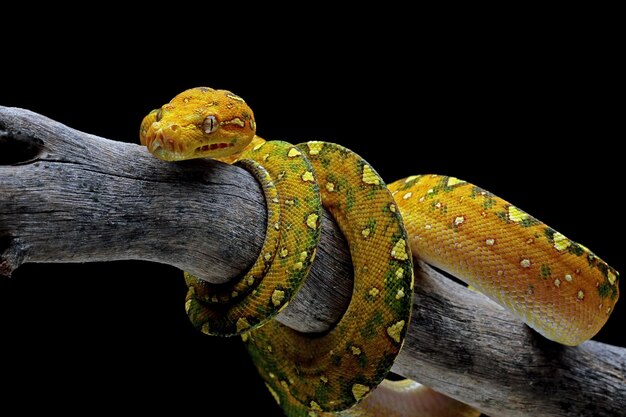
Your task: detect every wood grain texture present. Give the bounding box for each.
[0,106,624,417]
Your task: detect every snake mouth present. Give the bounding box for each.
[194,142,235,155]
[145,126,236,161]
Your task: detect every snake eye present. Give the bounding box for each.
[155,108,163,122]
[203,115,219,134]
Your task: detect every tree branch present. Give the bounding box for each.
[0,106,624,417]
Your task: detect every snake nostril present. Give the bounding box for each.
[170,124,179,132]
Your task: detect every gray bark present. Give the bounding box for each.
[0,106,624,417]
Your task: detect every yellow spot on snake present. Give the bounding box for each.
[391,239,409,260]
[508,206,529,222]
[403,192,413,200]
[273,222,280,230]
[389,203,397,213]
[280,380,290,391]
[253,142,264,151]
[577,290,585,300]
[308,413,318,417]
[454,216,465,226]
[306,213,319,229]
[201,323,209,334]
[236,318,250,332]
[241,333,249,342]
[221,117,245,127]
[310,401,322,411]
[554,278,561,288]
[565,274,573,282]
[520,259,531,268]
[320,375,328,383]
[447,177,465,187]
[553,232,571,251]
[300,251,308,261]
[247,276,255,286]
[272,197,279,204]
[287,148,302,158]
[361,228,371,238]
[263,153,270,162]
[293,262,303,270]
[264,252,272,261]
[404,175,420,183]
[326,182,335,192]
[362,165,380,185]
[369,288,380,297]
[265,383,280,405]
[272,290,285,307]
[485,238,495,246]
[231,291,238,298]
[280,247,288,258]
[425,224,432,230]
[184,299,192,314]
[395,267,404,279]
[608,270,617,285]
[226,92,245,102]
[396,288,405,299]
[307,142,324,155]
[351,346,362,355]
[302,171,315,182]
[351,384,370,401]
[387,320,405,343]
[286,199,295,206]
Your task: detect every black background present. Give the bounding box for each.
[1,14,622,416]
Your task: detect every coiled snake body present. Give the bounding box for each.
[140,87,619,416]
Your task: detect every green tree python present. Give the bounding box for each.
[139,87,619,417]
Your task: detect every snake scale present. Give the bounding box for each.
[140,87,619,417]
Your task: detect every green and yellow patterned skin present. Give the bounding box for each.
[140,87,619,417]
[243,140,414,416]
[388,175,619,346]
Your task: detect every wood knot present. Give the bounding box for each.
[0,125,44,165]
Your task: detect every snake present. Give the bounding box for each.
[140,87,620,416]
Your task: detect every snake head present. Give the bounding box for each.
[139,87,256,161]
